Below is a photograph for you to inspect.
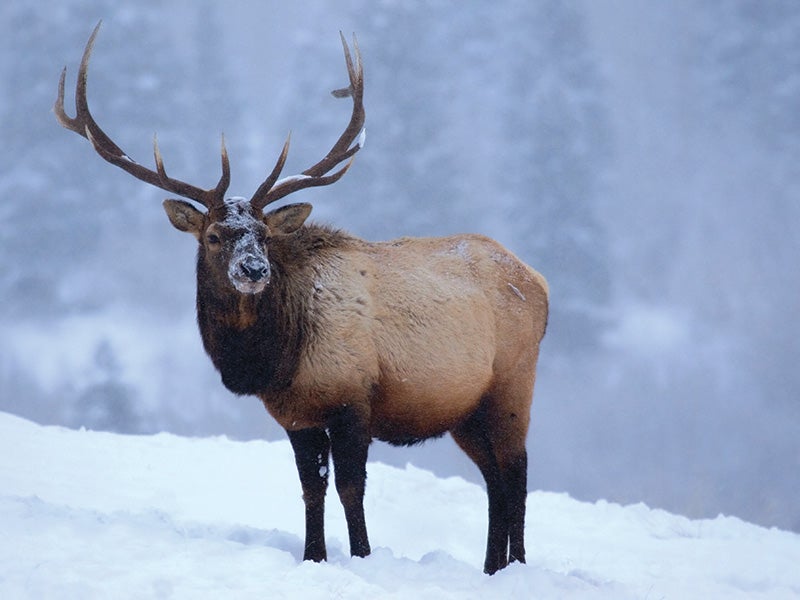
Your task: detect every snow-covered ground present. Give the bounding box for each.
[1,412,797,599]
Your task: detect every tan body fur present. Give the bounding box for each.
[267,233,548,448]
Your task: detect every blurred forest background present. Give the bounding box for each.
[1,0,798,532]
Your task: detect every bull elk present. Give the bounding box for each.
[55,23,548,574]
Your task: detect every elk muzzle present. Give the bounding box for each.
[228,234,271,294]
[240,259,269,283]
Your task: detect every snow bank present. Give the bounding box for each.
[1,412,797,599]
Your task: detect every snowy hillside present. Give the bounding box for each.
[1,412,797,599]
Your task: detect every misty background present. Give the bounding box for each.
[1,0,797,532]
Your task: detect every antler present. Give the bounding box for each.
[55,21,230,209]
[250,32,365,211]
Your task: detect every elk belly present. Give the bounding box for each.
[371,320,496,442]
[370,379,490,444]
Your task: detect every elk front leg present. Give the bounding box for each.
[288,427,330,562]
[328,406,371,558]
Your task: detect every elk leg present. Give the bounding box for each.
[504,450,527,564]
[328,407,371,558]
[287,427,331,562]
[451,404,509,575]
[488,379,534,567]
[483,468,510,575]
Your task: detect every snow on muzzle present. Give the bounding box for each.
[228,232,271,294]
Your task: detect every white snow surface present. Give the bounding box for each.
[1,411,798,599]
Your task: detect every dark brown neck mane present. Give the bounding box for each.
[196,223,351,396]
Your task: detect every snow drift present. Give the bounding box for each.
[1,411,798,599]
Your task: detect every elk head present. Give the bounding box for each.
[55,22,364,296]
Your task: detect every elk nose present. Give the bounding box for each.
[241,260,269,282]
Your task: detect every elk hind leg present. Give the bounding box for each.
[489,381,533,567]
[505,448,527,564]
[451,403,511,574]
[288,427,331,562]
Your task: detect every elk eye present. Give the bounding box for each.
[207,233,221,245]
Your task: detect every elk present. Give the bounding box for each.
[55,23,548,575]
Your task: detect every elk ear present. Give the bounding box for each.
[263,202,312,234]
[163,199,205,240]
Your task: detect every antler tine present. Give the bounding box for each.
[151,133,230,206]
[248,133,292,209]
[55,21,230,209]
[251,32,365,211]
